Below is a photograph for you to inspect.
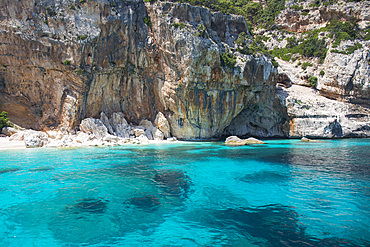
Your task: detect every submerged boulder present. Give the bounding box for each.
[127,195,161,211]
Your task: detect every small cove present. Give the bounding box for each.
[0,139,369,246]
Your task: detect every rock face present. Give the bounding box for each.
[0,0,281,140]
[0,0,368,140]
[277,85,370,138]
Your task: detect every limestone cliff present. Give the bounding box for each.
[0,0,369,140]
[0,0,283,139]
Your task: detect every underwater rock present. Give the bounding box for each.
[0,167,20,174]
[67,198,108,214]
[154,171,191,197]
[127,195,161,211]
[29,167,54,172]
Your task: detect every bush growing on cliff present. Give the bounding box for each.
[308,76,318,88]
[220,51,237,69]
[0,111,10,130]
[168,0,285,29]
[301,62,313,70]
[270,32,327,61]
[144,16,152,26]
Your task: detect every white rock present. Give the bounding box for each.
[80,118,108,140]
[46,130,64,140]
[9,131,25,141]
[167,137,177,142]
[137,134,149,143]
[225,136,246,146]
[1,127,19,137]
[153,128,165,140]
[100,112,114,134]
[110,112,130,138]
[154,112,171,138]
[23,130,49,148]
[133,127,146,137]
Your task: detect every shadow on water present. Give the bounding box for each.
[186,204,365,247]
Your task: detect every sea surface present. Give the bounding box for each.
[0,139,369,246]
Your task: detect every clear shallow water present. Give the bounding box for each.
[0,139,369,247]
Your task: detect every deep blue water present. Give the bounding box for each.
[0,139,369,246]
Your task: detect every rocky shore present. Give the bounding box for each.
[1,111,177,149]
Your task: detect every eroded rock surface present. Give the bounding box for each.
[0,0,280,140]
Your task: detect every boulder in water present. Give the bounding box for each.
[225,136,246,146]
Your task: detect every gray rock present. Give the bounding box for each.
[110,112,130,138]
[154,112,171,138]
[133,127,146,137]
[153,128,165,140]
[9,131,25,141]
[100,112,114,134]
[80,118,108,140]
[1,127,18,137]
[23,130,49,148]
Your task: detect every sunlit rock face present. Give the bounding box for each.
[0,0,284,139]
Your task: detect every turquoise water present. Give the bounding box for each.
[0,139,369,246]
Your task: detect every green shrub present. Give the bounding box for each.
[79,0,86,3]
[144,16,152,26]
[301,62,313,70]
[0,111,10,130]
[171,22,186,29]
[70,5,76,10]
[308,76,318,88]
[77,34,88,40]
[271,57,279,67]
[364,30,370,41]
[346,43,362,54]
[64,59,71,65]
[74,68,84,75]
[331,43,362,55]
[290,5,303,11]
[195,24,208,38]
[168,0,285,30]
[220,51,237,69]
[320,70,325,76]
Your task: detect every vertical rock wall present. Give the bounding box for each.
[0,0,285,139]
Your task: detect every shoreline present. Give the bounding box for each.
[0,137,26,150]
